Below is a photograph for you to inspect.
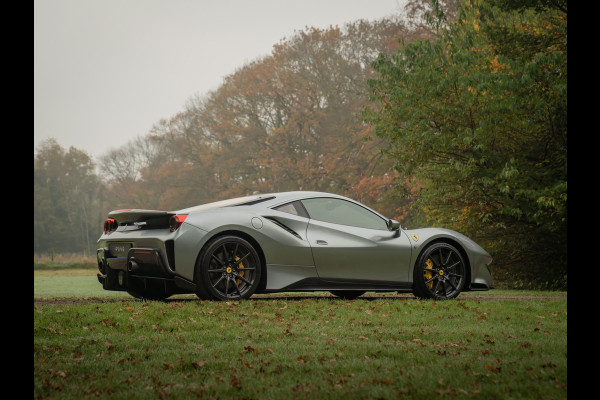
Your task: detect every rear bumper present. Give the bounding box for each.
[96,246,196,295]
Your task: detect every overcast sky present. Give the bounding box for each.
[34,0,407,161]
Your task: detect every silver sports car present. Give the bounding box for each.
[96,191,493,300]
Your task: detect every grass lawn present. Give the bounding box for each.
[35,269,127,299]
[34,267,567,399]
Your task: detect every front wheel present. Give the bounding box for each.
[412,242,466,300]
[195,235,262,301]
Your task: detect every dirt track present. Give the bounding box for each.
[33,292,566,306]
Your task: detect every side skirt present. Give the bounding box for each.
[265,277,413,293]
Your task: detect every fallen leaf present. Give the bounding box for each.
[485,364,501,372]
[230,376,242,390]
[244,346,260,355]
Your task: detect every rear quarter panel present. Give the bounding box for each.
[174,207,318,289]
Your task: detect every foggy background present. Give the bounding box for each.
[34,0,407,160]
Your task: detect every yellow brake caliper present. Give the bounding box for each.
[235,256,245,286]
[424,259,434,289]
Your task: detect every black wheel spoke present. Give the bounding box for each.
[446,261,461,270]
[234,252,250,266]
[232,279,242,296]
[425,276,437,285]
[446,278,458,291]
[224,276,230,295]
[208,267,226,273]
[222,244,229,260]
[234,273,253,286]
[444,250,453,265]
[212,275,225,288]
[211,254,225,266]
[433,280,441,294]
[233,242,239,259]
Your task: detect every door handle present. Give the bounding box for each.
[316,240,328,245]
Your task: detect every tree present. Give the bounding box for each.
[34,139,108,254]
[110,17,431,219]
[363,0,566,289]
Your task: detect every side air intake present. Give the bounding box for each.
[263,217,302,240]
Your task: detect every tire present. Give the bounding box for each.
[412,242,466,300]
[195,235,262,301]
[329,290,366,300]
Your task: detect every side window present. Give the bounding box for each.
[273,201,309,218]
[274,203,297,215]
[300,198,388,230]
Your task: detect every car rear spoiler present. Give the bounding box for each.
[107,209,173,224]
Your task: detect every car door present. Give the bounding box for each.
[301,197,412,284]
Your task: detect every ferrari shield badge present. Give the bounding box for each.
[411,234,419,242]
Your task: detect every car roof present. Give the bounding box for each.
[172,191,350,214]
[264,191,347,205]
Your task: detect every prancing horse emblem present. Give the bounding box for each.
[411,234,419,242]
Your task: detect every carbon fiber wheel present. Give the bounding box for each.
[413,242,466,300]
[196,235,262,301]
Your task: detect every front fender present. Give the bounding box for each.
[404,228,493,289]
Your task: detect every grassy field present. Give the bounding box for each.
[34,265,567,399]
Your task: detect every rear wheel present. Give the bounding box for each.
[412,242,466,300]
[329,290,366,300]
[195,235,262,301]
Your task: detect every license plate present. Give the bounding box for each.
[109,243,131,257]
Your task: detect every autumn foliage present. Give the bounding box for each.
[363,0,567,289]
[97,17,432,218]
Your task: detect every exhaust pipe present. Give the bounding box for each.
[127,259,140,272]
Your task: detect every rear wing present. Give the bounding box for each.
[107,209,173,224]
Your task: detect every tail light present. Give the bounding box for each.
[103,218,118,234]
[169,215,188,232]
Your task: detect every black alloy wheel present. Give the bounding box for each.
[196,235,262,301]
[413,242,466,300]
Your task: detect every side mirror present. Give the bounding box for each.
[387,219,401,231]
